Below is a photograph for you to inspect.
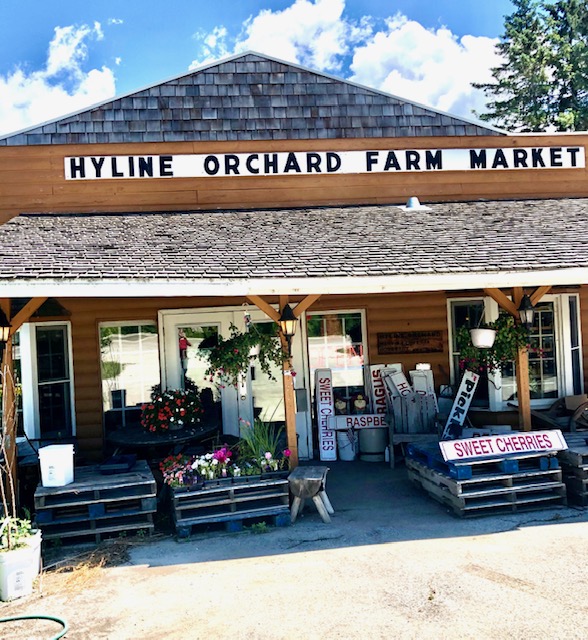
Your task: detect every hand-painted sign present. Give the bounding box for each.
[439,430,568,461]
[64,146,585,179]
[314,369,337,461]
[442,370,479,440]
[328,414,388,430]
[367,365,388,415]
[377,331,444,355]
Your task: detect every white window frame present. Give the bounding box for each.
[447,294,582,411]
[19,321,76,440]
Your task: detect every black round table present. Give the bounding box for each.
[105,423,220,455]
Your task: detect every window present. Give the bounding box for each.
[19,322,75,440]
[99,322,160,430]
[449,294,582,410]
[306,311,367,414]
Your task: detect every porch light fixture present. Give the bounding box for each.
[279,304,298,357]
[517,294,535,330]
[0,308,10,363]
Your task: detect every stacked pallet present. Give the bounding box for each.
[34,460,156,544]
[170,474,290,537]
[558,433,588,506]
[406,441,566,517]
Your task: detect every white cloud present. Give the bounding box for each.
[0,23,116,136]
[349,15,501,119]
[190,1,501,120]
[190,0,371,73]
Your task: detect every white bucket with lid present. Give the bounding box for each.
[38,444,74,487]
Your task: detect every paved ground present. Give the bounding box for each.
[1,460,587,639]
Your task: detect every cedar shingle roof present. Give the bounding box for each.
[0,52,503,146]
[0,199,586,285]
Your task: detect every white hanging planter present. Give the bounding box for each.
[470,328,496,349]
[248,344,261,358]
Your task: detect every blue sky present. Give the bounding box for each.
[0,0,514,135]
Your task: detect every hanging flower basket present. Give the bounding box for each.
[198,323,285,388]
[470,328,497,349]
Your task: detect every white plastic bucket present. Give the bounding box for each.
[0,531,42,601]
[337,430,358,461]
[39,444,74,487]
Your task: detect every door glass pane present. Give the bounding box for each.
[36,326,72,438]
[250,321,284,424]
[307,312,366,414]
[180,325,222,424]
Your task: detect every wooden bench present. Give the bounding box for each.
[288,466,334,523]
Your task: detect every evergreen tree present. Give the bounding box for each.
[545,0,588,130]
[473,0,551,131]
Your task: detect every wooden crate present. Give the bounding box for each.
[170,475,290,537]
[407,456,567,517]
[34,460,157,543]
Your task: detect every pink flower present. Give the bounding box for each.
[265,452,272,460]
[283,449,291,458]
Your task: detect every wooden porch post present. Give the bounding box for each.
[1,297,47,511]
[1,299,17,514]
[247,294,321,469]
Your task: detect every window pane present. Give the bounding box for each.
[250,321,284,423]
[36,327,68,382]
[307,312,367,414]
[100,323,161,429]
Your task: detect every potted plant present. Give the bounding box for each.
[0,369,42,601]
[456,312,530,374]
[198,322,285,388]
[140,387,203,433]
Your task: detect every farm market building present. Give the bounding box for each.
[1,51,588,463]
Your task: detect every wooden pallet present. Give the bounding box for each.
[407,457,567,517]
[34,460,157,543]
[406,457,563,497]
[558,433,588,505]
[406,441,559,480]
[171,476,290,537]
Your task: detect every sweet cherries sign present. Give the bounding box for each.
[439,430,568,462]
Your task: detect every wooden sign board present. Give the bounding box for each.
[314,369,337,461]
[367,365,389,415]
[442,370,480,440]
[328,414,388,430]
[377,331,443,355]
[439,430,568,462]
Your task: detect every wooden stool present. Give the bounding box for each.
[288,466,334,523]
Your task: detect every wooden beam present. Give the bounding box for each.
[292,294,321,318]
[483,288,518,317]
[513,287,523,307]
[0,301,17,513]
[9,297,48,335]
[530,286,551,307]
[245,295,280,323]
[515,347,532,431]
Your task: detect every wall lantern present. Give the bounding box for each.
[278,304,298,357]
[517,294,535,330]
[0,308,10,363]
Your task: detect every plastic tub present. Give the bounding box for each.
[39,444,74,487]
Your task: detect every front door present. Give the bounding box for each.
[159,306,311,457]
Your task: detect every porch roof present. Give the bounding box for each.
[1,197,588,297]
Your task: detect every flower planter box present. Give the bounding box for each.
[170,475,290,537]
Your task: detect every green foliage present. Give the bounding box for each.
[101,360,124,380]
[475,0,588,131]
[237,418,284,460]
[0,516,33,551]
[246,522,270,534]
[198,323,285,388]
[140,388,203,433]
[456,313,530,373]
